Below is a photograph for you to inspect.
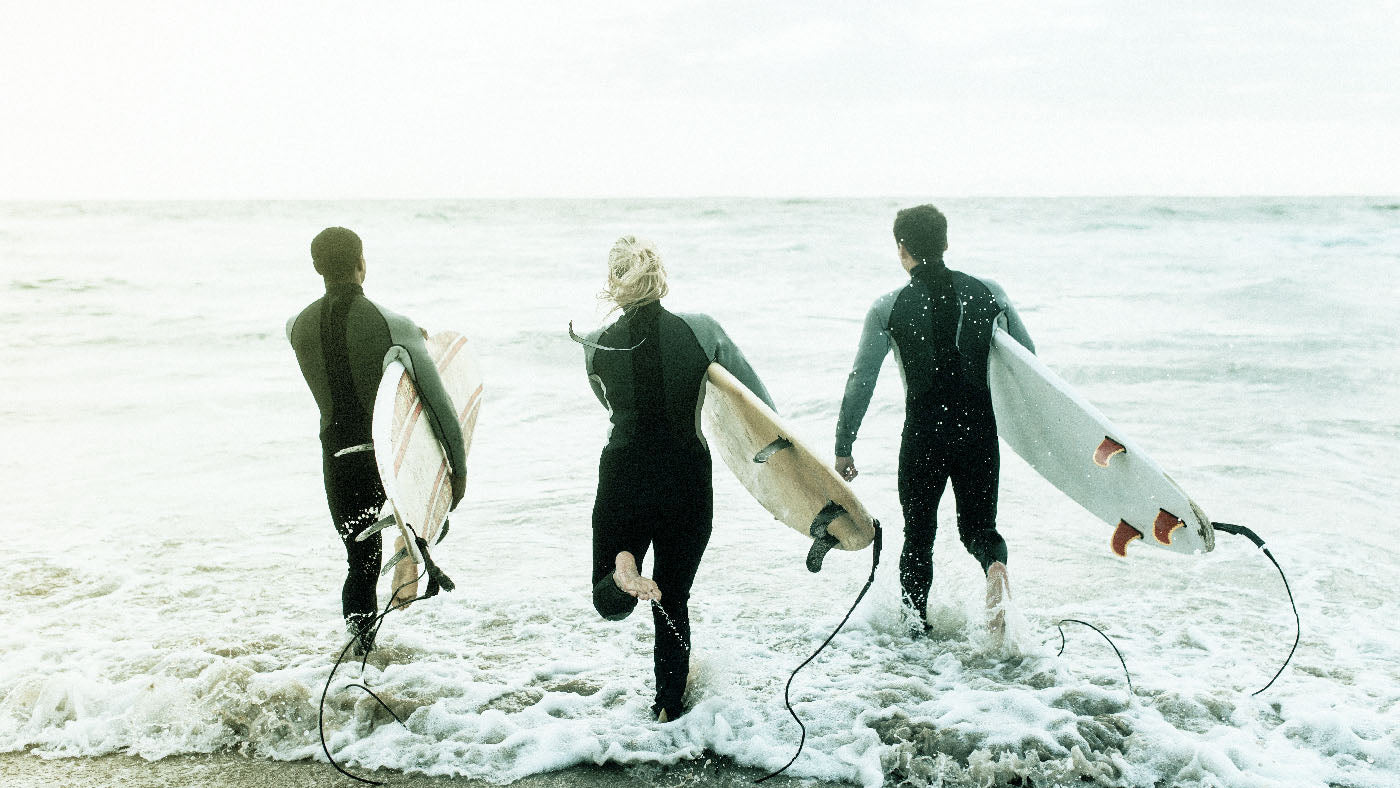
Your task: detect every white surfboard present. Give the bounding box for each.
[702,363,877,571]
[987,327,1213,557]
[371,331,484,604]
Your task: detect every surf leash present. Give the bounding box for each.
[1211,521,1300,695]
[1055,523,1297,699]
[1055,619,1134,695]
[318,522,453,786]
[755,522,883,785]
[567,320,644,351]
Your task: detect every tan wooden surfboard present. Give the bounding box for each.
[701,363,877,572]
[371,331,484,606]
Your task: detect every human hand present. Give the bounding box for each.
[835,456,857,482]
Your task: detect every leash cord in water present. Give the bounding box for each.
[1056,619,1134,695]
[318,523,448,786]
[1211,521,1300,695]
[755,523,883,785]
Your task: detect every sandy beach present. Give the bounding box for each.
[0,751,843,788]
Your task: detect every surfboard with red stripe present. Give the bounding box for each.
[987,326,1213,557]
[371,331,484,603]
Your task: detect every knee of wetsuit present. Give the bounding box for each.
[593,573,640,621]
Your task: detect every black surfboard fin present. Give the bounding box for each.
[355,513,397,542]
[414,536,455,596]
[436,518,450,545]
[805,500,847,573]
[753,437,793,463]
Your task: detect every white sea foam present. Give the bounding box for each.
[2,198,1397,786]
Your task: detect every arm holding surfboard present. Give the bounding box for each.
[833,291,897,480]
[981,277,1035,354]
[677,312,777,411]
[378,309,468,508]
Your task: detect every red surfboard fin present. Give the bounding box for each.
[1154,509,1185,545]
[1111,520,1143,557]
[1094,437,1126,467]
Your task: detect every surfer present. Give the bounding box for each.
[286,227,467,655]
[579,235,775,722]
[833,205,1034,635]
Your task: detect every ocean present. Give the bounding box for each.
[2,197,1397,787]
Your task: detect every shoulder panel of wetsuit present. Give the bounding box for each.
[369,299,468,476]
[977,276,1035,354]
[674,311,776,411]
[286,299,334,428]
[286,299,320,348]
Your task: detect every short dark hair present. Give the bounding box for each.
[310,227,363,279]
[892,205,948,265]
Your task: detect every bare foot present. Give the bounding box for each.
[614,551,661,602]
[985,561,1010,646]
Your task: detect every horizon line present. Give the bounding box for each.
[2,193,1397,203]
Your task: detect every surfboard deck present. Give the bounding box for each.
[371,331,484,605]
[987,326,1213,556]
[701,363,876,571]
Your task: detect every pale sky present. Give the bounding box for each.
[2,0,1397,198]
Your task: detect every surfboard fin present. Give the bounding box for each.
[806,500,846,573]
[1153,509,1185,545]
[1094,437,1126,467]
[1111,520,1143,557]
[436,518,450,545]
[355,513,398,543]
[414,536,455,596]
[380,546,411,575]
[753,437,793,463]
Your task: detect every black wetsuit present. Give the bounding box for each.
[286,284,466,637]
[835,262,1034,618]
[582,300,773,719]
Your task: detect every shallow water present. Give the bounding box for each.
[2,198,1398,787]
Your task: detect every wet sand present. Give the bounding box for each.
[0,751,849,788]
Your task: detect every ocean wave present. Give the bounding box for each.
[8,276,134,293]
[4,197,1398,788]
[1,582,1393,787]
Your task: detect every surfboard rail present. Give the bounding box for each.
[701,363,877,561]
[988,327,1213,556]
[371,331,484,602]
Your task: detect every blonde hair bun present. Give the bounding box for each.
[602,235,669,311]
